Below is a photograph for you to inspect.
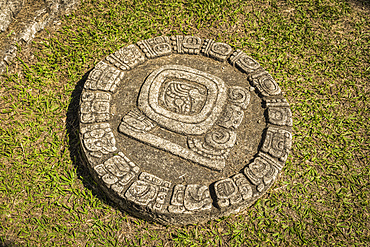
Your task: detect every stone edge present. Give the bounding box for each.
[78,35,293,226]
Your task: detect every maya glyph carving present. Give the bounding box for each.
[79,35,293,226]
[119,64,251,171]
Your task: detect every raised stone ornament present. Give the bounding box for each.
[266,98,293,127]
[227,86,251,110]
[137,36,172,58]
[183,184,212,211]
[93,152,140,193]
[168,185,186,213]
[106,44,145,71]
[136,64,227,135]
[214,178,239,207]
[84,61,124,92]
[244,152,282,192]
[79,36,293,226]
[80,90,111,123]
[171,35,203,54]
[249,70,282,96]
[229,50,262,75]
[125,172,171,212]
[202,39,233,62]
[261,127,292,162]
[80,123,117,158]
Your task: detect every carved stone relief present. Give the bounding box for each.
[118,64,249,171]
[168,184,186,213]
[266,98,293,127]
[261,127,292,162]
[84,61,124,92]
[201,39,233,62]
[137,64,227,135]
[244,152,282,192]
[80,90,111,123]
[168,184,212,213]
[80,123,117,158]
[93,152,140,194]
[232,173,253,201]
[119,108,156,133]
[125,172,171,212]
[183,184,212,211]
[171,35,203,54]
[217,105,244,129]
[79,36,292,226]
[227,86,251,110]
[106,44,145,71]
[214,178,240,207]
[137,36,172,58]
[229,50,262,75]
[214,173,254,208]
[249,70,282,97]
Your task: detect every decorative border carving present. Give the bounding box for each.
[84,61,124,92]
[93,152,140,194]
[80,90,111,123]
[248,70,282,97]
[229,50,262,75]
[80,123,117,158]
[137,36,172,58]
[201,39,233,61]
[171,35,203,54]
[265,98,293,127]
[79,35,292,226]
[106,44,145,71]
[125,172,171,212]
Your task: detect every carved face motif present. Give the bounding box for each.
[138,65,227,135]
[161,81,207,115]
[119,64,253,171]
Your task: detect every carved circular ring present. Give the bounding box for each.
[79,36,293,226]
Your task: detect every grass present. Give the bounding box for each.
[0,0,369,246]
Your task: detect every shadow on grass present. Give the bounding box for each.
[0,239,17,247]
[64,64,268,228]
[64,70,167,230]
[65,70,124,213]
[349,0,370,9]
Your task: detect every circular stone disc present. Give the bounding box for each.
[78,36,293,226]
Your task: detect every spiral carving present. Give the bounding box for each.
[228,86,250,109]
[205,128,236,150]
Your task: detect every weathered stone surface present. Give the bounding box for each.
[0,0,79,74]
[79,36,293,226]
[265,98,293,127]
[137,36,172,58]
[106,44,145,70]
[84,61,124,92]
[249,70,281,96]
[80,122,117,158]
[171,35,202,54]
[80,90,111,123]
[0,0,24,33]
[201,39,233,61]
[229,49,262,75]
